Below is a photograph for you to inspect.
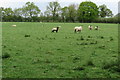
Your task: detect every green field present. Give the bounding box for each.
[2,22,119,78]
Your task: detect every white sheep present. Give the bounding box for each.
[51,26,61,33]
[11,25,16,27]
[74,26,82,33]
[95,26,99,30]
[40,22,42,23]
[88,25,93,30]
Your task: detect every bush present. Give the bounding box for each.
[87,60,95,66]
[24,34,30,37]
[94,17,119,23]
[102,60,120,72]
[2,52,10,59]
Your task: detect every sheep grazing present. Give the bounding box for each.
[12,25,16,27]
[51,26,61,33]
[88,25,93,30]
[74,26,82,33]
[95,26,99,30]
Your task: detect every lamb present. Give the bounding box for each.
[88,25,93,30]
[11,25,16,27]
[51,26,61,33]
[74,26,82,33]
[95,26,99,30]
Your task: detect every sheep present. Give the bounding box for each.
[51,26,61,33]
[40,21,42,23]
[74,26,82,33]
[95,26,99,30]
[88,25,93,30]
[11,25,16,27]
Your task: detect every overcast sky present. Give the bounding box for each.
[0,0,119,15]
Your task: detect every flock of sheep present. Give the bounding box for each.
[11,24,99,33]
[51,25,99,33]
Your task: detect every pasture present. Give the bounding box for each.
[2,22,119,78]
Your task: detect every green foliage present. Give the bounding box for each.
[99,4,113,18]
[77,1,99,22]
[1,1,117,23]
[67,4,77,22]
[13,8,23,17]
[46,1,61,21]
[61,6,68,22]
[24,2,41,18]
[94,17,118,23]
[3,8,14,16]
[19,2,41,22]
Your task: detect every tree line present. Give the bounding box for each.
[0,1,119,23]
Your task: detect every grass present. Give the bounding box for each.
[2,22,119,78]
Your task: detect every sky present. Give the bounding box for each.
[0,0,119,16]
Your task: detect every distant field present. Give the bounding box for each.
[2,22,119,78]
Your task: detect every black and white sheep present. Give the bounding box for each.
[51,26,61,33]
[88,25,93,30]
[74,26,82,33]
[95,26,99,30]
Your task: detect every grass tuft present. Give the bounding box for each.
[102,60,118,69]
[86,60,95,66]
[101,36,104,39]
[80,36,84,40]
[2,52,10,59]
[73,66,85,71]
[110,37,114,41]
[24,34,30,37]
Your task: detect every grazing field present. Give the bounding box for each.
[2,22,119,78]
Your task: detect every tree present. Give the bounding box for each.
[46,1,61,21]
[2,8,14,21]
[61,4,78,22]
[13,8,23,17]
[44,10,53,22]
[99,4,113,18]
[115,13,120,17]
[0,7,4,21]
[115,13,120,23]
[61,6,68,22]
[4,8,14,16]
[13,8,23,22]
[78,1,99,22]
[67,4,78,22]
[22,2,41,21]
[22,6,29,19]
